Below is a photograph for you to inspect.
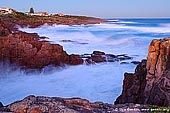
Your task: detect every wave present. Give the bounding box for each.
[92,23,170,34]
[18,23,155,56]
[107,19,119,22]
[2,20,164,106]
[115,21,138,24]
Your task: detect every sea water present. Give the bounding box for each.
[0,18,170,105]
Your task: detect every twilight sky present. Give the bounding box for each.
[0,0,169,18]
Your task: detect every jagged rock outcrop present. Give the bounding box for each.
[81,51,133,64]
[115,60,147,104]
[0,20,83,69]
[144,38,170,106]
[0,95,148,113]
[115,38,170,107]
[0,32,83,68]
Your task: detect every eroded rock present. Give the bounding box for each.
[82,51,133,64]
[5,95,149,113]
[0,24,83,69]
[115,38,170,107]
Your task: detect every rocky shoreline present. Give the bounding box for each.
[0,9,107,32]
[115,38,170,107]
[0,95,150,113]
[0,8,170,112]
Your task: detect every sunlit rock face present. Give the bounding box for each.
[115,38,170,107]
[0,19,83,69]
[145,38,170,106]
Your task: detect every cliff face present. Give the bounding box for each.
[115,38,170,107]
[145,38,170,106]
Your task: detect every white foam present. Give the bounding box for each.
[3,21,168,105]
[18,24,152,58]
[91,23,170,33]
[0,62,135,105]
[116,21,138,24]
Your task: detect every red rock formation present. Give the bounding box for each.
[1,95,148,113]
[144,38,170,106]
[115,60,147,104]
[0,32,83,68]
[0,20,83,69]
[115,38,170,107]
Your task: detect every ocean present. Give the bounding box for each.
[0,18,170,105]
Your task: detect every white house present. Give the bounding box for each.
[0,7,15,14]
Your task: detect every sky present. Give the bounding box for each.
[0,0,170,18]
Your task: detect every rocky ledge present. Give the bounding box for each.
[115,38,170,107]
[80,51,138,65]
[0,19,83,69]
[0,95,149,113]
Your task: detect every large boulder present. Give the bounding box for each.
[115,38,170,107]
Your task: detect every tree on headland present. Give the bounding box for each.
[29,7,34,14]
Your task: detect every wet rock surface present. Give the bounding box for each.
[80,51,134,64]
[116,38,170,107]
[0,95,149,113]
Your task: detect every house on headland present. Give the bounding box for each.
[0,7,16,15]
[27,12,49,16]
[57,13,64,16]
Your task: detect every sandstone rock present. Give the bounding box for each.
[147,70,170,106]
[0,29,83,69]
[144,38,170,107]
[115,60,147,104]
[6,95,148,113]
[67,54,83,65]
[116,38,170,107]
